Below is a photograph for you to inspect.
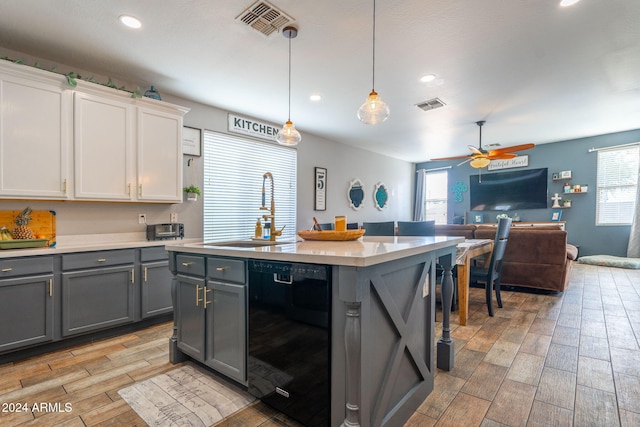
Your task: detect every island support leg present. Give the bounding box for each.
[342,302,361,427]
[437,254,455,371]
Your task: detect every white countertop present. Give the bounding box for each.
[165,236,464,267]
[0,232,200,258]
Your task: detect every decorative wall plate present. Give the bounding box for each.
[348,179,365,210]
[373,182,389,210]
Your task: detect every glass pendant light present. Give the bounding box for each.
[357,0,389,124]
[275,26,302,146]
[470,157,491,168]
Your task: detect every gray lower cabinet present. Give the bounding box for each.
[0,256,54,353]
[140,247,172,318]
[174,254,246,383]
[61,250,136,337]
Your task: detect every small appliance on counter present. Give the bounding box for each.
[146,223,184,240]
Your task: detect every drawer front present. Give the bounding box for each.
[0,256,54,278]
[176,254,205,277]
[62,249,135,270]
[140,246,169,262]
[207,257,245,284]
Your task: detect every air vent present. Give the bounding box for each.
[415,98,446,111]
[236,0,294,36]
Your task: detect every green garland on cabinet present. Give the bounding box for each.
[1,55,143,98]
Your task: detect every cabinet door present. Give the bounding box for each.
[0,73,69,199]
[137,107,183,202]
[74,92,134,200]
[0,274,54,353]
[176,274,206,361]
[206,281,246,382]
[61,265,135,336]
[141,260,173,318]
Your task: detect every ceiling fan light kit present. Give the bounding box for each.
[275,25,302,146]
[357,0,389,125]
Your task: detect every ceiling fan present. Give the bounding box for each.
[431,121,535,168]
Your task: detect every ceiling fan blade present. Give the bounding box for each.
[457,158,473,166]
[468,145,484,155]
[489,143,535,155]
[487,153,516,160]
[430,154,473,161]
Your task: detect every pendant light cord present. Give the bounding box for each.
[371,0,377,92]
[287,34,292,121]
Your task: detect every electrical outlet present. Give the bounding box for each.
[138,214,147,224]
[170,213,178,223]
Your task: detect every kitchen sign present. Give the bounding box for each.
[228,113,281,142]
[488,155,529,171]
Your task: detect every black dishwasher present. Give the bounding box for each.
[248,260,331,426]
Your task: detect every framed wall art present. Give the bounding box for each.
[348,178,365,210]
[182,126,202,156]
[314,167,327,211]
[373,182,389,210]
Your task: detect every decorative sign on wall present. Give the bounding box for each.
[182,126,202,156]
[227,113,281,142]
[488,155,529,170]
[373,182,389,210]
[314,167,327,211]
[348,179,365,210]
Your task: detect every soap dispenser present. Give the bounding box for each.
[254,218,263,239]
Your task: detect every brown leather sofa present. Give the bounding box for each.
[435,224,578,292]
[474,226,578,292]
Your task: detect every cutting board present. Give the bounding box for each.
[0,210,57,247]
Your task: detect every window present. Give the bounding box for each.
[596,144,639,225]
[203,131,297,241]
[424,170,448,224]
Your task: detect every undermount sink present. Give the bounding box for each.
[205,240,287,248]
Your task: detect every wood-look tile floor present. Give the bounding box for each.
[1,263,638,427]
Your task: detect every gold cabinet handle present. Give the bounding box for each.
[139,184,143,197]
[63,179,67,195]
[128,183,132,196]
[131,268,135,284]
[216,267,227,272]
[49,279,53,297]
[144,267,148,282]
[204,288,212,308]
[1,267,12,272]
[97,258,107,263]
[195,285,202,307]
[182,262,193,267]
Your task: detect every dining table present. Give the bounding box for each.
[454,239,494,326]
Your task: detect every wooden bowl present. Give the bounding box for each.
[297,229,366,241]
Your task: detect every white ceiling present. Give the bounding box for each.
[1,0,639,163]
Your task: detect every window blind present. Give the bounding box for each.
[203,131,297,241]
[596,145,639,225]
[424,170,448,224]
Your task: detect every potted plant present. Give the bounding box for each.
[563,199,571,207]
[183,185,201,201]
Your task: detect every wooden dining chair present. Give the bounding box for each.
[470,217,512,316]
[397,220,436,236]
[362,221,395,236]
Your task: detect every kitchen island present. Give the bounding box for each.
[166,235,462,427]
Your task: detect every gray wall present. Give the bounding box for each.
[416,128,640,257]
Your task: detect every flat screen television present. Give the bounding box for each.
[470,168,548,211]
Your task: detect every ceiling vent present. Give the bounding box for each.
[415,98,446,111]
[236,1,294,36]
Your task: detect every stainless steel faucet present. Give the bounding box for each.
[260,172,284,241]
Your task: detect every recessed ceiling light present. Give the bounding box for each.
[420,74,437,83]
[309,94,322,102]
[119,15,142,29]
[559,0,580,7]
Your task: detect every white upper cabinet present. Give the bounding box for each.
[137,107,183,202]
[0,60,189,203]
[74,92,134,200]
[0,66,70,199]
